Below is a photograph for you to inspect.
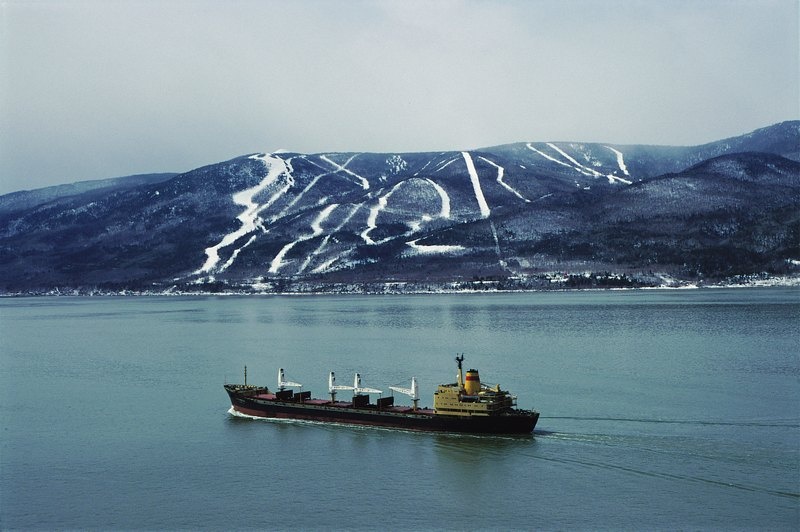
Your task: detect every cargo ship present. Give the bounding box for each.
[224,355,539,434]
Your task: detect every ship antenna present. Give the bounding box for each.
[244,365,247,386]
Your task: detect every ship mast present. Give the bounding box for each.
[455,354,465,391]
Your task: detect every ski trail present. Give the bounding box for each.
[273,153,368,223]
[548,143,632,184]
[361,193,387,245]
[300,235,332,274]
[526,143,574,169]
[434,157,458,172]
[461,152,490,218]
[361,182,406,245]
[220,234,257,272]
[273,170,332,222]
[547,143,604,178]
[607,174,632,185]
[223,155,295,270]
[197,153,289,274]
[304,203,362,274]
[605,146,631,177]
[489,219,505,269]
[361,177,453,247]
[302,156,328,171]
[406,239,464,254]
[425,178,451,219]
[269,203,338,274]
[528,143,631,185]
[320,154,369,190]
[478,156,529,203]
[312,257,339,274]
[414,160,432,176]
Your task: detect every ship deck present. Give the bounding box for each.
[250,393,434,415]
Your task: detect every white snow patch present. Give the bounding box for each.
[461,152,490,218]
[529,142,631,185]
[547,143,603,178]
[548,143,631,185]
[220,234,257,272]
[434,158,458,172]
[526,143,573,168]
[425,178,451,219]
[273,168,331,221]
[361,188,392,245]
[321,154,369,190]
[269,203,338,274]
[605,146,631,177]
[478,156,529,203]
[312,257,339,274]
[303,203,362,274]
[386,155,408,175]
[406,239,465,254]
[361,177,453,246]
[197,153,290,274]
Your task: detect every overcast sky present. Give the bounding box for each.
[1,0,798,194]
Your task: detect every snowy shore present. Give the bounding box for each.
[4,273,798,297]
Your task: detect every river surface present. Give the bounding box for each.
[1,289,798,530]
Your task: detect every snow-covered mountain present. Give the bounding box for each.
[1,121,798,293]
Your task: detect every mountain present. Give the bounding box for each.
[1,121,798,294]
[0,173,178,216]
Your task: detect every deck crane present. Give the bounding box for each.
[390,377,419,411]
[278,368,302,391]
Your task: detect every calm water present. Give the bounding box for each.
[1,289,798,530]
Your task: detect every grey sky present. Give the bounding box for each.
[1,0,798,194]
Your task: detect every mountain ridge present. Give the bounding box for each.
[1,122,798,294]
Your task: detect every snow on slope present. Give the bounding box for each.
[526,143,573,169]
[461,152,491,218]
[435,157,458,172]
[605,146,631,177]
[547,143,602,178]
[304,203,362,274]
[406,238,464,254]
[321,154,370,190]
[361,185,395,245]
[424,178,451,219]
[198,143,641,279]
[197,153,291,274]
[361,178,453,246]
[269,203,338,274]
[527,143,632,185]
[478,156,529,203]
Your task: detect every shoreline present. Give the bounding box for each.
[2,275,798,298]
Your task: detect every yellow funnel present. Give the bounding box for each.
[464,369,480,395]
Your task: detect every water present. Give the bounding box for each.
[1,289,798,530]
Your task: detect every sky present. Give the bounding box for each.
[1,0,798,194]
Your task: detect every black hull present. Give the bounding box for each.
[226,387,538,435]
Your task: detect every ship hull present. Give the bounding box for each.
[226,387,538,434]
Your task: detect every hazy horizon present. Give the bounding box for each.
[2,0,798,194]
